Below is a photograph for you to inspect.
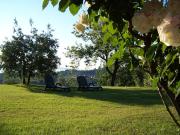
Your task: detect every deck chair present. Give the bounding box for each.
[77,76,102,91]
[44,74,70,92]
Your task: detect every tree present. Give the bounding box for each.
[67,16,133,86]
[43,0,180,126]
[0,19,60,85]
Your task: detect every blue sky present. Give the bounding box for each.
[0,0,100,70]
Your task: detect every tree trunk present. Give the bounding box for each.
[22,62,26,85]
[27,72,31,86]
[22,76,26,84]
[110,73,116,86]
[110,59,119,86]
[128,17,180,126]
[157,81,180,127]
[159,80,180,116]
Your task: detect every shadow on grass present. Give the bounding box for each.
[18,85,162,106]
[0,123,13,135]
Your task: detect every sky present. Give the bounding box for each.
[0,0,101,71]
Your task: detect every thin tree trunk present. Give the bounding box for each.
[110,59,119,86]
[110,73,116,86]
[159,80,180,116]
[27,72,31,85]
[22,62,26,85]
[22,76,26,84]
[157,82,180,127]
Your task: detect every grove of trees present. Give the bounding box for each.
[0,19,60,85]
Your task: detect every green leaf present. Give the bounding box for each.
[151,77,159,89]
[176,88,180,98]
[103,32,111,44]
[102,25,107,33]
[145,45,158,61]
[123,32,130,39]
[59,0,70,12]
[175,82,180,98]
[132,48,144,57]
[51,0,58,6]
[161,44,167,53]
[107,43,125,67]
[112,37,118,47]
[94,15,100,22]
[160,52,177,77]
[42,0,49,9]
[168,71,175,81]
[69,3,81,16]
[130,51,139,68]
[99,16,108,22]
[89,10,97,21]
[118,42,125,59]
[165,52,177,66]
[107,57,115,67]
[108,22,116,34]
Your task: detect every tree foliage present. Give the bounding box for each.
[67,16,143,86]
[0,19,60,85]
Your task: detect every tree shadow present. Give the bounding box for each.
[0,123,14,135]
[26,85,162,106]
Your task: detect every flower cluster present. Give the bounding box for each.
[158,15,180,47]
[132,0,165,33]
[75,13,89,33]
[132,0,180,47]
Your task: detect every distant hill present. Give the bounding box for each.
[57,69,97,78]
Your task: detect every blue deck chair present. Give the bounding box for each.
[77,76,102,91]
[44,74,70,92]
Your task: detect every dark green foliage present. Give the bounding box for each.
[69,3,81,15]
[0,19,60,85]
[67,17,136,86]
[42,0,49,9]
[59,0,70,12]
[51,0,59,6]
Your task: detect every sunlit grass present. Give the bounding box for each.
[0,84,179,135]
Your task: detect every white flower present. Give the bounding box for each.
[75,23,85,33]
[132,0,180,47]
[132,0,166,33]
[142,0,163,15]
[132,12,152,33]
[157,15,180,47]
[142,0,166,28]
[85,1,91,8]
[79,13,89,26]
[168,0,180,16]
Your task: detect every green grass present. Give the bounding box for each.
[0,84,179,135]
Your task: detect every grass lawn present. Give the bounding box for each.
[0,84,179,135]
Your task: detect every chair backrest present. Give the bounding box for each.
[44,74,55,87]
[77,76,88,87]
